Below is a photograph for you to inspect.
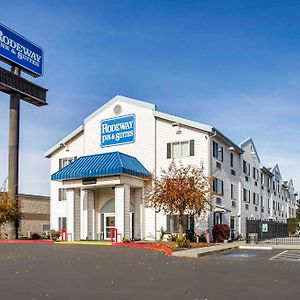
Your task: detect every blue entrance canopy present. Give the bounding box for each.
[51,151,150,181]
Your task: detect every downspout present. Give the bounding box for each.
[154,116,157,240]
[208,129,217,238]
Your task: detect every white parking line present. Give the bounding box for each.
[270,250,287,260]
[270,250,300,261]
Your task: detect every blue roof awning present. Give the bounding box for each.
[51,151,150,181]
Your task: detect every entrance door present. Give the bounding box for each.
[130,212,134,240]
[104,214,115,240]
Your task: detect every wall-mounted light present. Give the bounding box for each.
[171,122,182,134]
[60,142,69,152]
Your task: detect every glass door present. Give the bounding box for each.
[104,214,116,240]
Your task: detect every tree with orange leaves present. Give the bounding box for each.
[146,161,213,237]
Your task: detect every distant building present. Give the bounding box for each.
[45,95,297,241]
[0,193,50,238]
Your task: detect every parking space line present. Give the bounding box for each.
[269,250,287,261]
[270,250,300,261]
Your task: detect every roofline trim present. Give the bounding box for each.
[84,95,156,124]
[44,125,84,158]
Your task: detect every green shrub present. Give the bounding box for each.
[176,236,191,248]
[197,232,207,243]
[287,218,300,234]
[167,233,178,242]
[212,224,230,243]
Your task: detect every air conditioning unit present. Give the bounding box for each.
[216,161,221,168]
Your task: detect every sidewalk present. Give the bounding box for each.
[172,241,246,258]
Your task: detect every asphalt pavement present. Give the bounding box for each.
[0,244,299,300]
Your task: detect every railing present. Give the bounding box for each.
[246,218,300,244]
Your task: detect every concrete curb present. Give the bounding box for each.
[0,239,54,244]
[55,241,112,246]
[239,245,273,250]
[172,241,246,258]
[112,242,173,256]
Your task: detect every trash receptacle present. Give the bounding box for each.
[248,233,258,244]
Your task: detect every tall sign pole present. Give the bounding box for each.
[7,66,21,239]
[0,23,48,239]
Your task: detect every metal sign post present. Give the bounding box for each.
[6,66,21,239]
[0,23,48,239]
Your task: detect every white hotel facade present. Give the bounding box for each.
[45,95,298,241]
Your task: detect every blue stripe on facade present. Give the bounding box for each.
[51,151,150,181]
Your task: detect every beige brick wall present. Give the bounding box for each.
[0,193,50,238]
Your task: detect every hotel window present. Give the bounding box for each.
[58,217,67,230]
[166,214,190,233]
[253,193,259,205]
[167,140,195,159]
[230,184,236,199]
[58,188,67,201]
[253,167,259,180]
[213,178,224,196]
[212,141,223,162]
[243,188,250,203]
[230,153,234,168]
[243,160,250,176]
[59,156,77,170]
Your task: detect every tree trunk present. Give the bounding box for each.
[179,213,184,237]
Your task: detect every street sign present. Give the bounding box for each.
[262,223,268,233]
[0,23,43,77]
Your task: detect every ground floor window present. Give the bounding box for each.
[213,212,223,225]
[166,214,194,234]
[58,217,67,230]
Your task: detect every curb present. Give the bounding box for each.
[112,242,173,256]
[0,239,54,244]
[239,245,273,250]
[54,241,112,246]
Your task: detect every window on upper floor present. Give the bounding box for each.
[243,160,250,176]
[167,140,195,159]
[253,167,259,181]
[212,141,223,162]
[230,184,236,200]
[58,188,67,201]
[59,156,77,170]
[230,153,234,168]
[252,193,259,205]
[213,178,224,196]
[243,188,250,203]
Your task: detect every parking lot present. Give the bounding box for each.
[0,244,299,300]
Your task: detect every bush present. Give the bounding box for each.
[287,218,300,234]
[50,230,60,241]
[167,233,178,242]
[176,236,191,248]
[31,232,41,240]
[212,224,230,243]
[196,232,207,243]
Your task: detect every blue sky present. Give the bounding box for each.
[1,0,300,195]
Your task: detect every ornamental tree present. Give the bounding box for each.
[145,161,213,237]
[0,192,19,226]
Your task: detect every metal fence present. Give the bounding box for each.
[246,218,300,244]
